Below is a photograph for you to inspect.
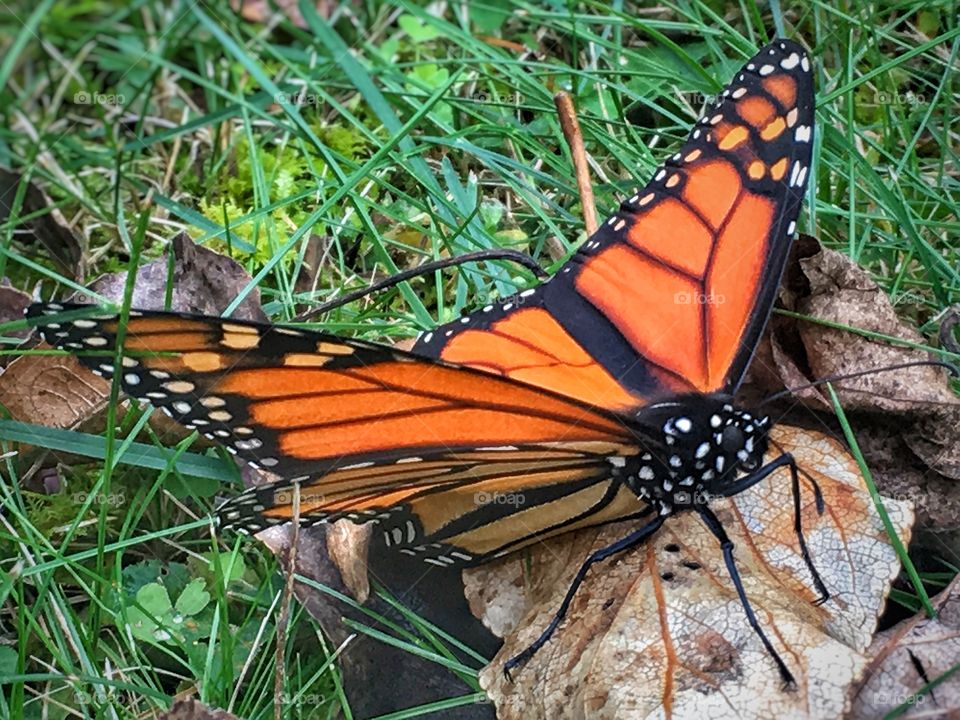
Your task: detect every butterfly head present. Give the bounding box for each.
[628,396,772,514]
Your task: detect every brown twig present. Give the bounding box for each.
[554,91,597,236]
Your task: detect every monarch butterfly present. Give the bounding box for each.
[27,39,817,685]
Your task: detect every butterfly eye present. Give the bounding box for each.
[720,425,745,454]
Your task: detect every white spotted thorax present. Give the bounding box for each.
[622,395,771,515]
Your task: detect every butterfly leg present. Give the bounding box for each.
[695,504,796,688]
[713,452,829,605]
[503,513,666,680]
[786,455,830,605]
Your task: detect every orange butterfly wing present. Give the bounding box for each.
[26,305,630,475]
[414,40,814,412]
[27,303,650,562]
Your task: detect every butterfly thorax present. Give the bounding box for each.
[623,395,771,515]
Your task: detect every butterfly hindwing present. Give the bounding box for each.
[414,39,814,412]
[222,443,652,566]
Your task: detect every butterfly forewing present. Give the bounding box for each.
[27,303,653,552]
[414,40,815,412]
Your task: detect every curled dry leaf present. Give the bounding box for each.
[847,575,960,719]
[326,520,372,603]
[940,306,960,354]
[749,238,960,481]
[793,246,953,410]
[466,425,913,720]
[743,237,960,553]
[752,237,953,410]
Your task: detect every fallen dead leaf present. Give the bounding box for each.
[741,236,960,560]
[0,349,109,428]
[747,238,960,480]
[0,282,34,362]
[940,306,960,354]
[326,520,372,603]
[846,575,960,719]
[795,245,955,410]
[0,169,83,278]
[231,0,332,28]
[87,231,267,322]
[466,424,913,720]
[159,697,240,720]
[749,237,957,411]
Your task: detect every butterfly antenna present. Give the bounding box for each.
[758,360,960,407]
[297,249,548,320]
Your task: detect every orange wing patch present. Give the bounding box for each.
[682,160,742,229]
[736,95,777,128]
[705,192,774,386]
[576,244,706,387]
[762,74,797,108]
[276,405,620,461]
[575,149,780,392]
[440,308,642,412]
[626,195,714,277]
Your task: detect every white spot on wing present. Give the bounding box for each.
[780,53,800,70]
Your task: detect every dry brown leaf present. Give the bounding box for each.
[847,576,960,718]
[740,237,960,557]
[466,425,913,720]
[940,307,960,354]
[0,169,83,278]
[0,351,109,427]
[749,238,955,408]
[231,0,332,28]
[795,246,955,410]
[326,521,372,602]
[87,231,267,322]
[159,697,240,720]
[0,282,33,354]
